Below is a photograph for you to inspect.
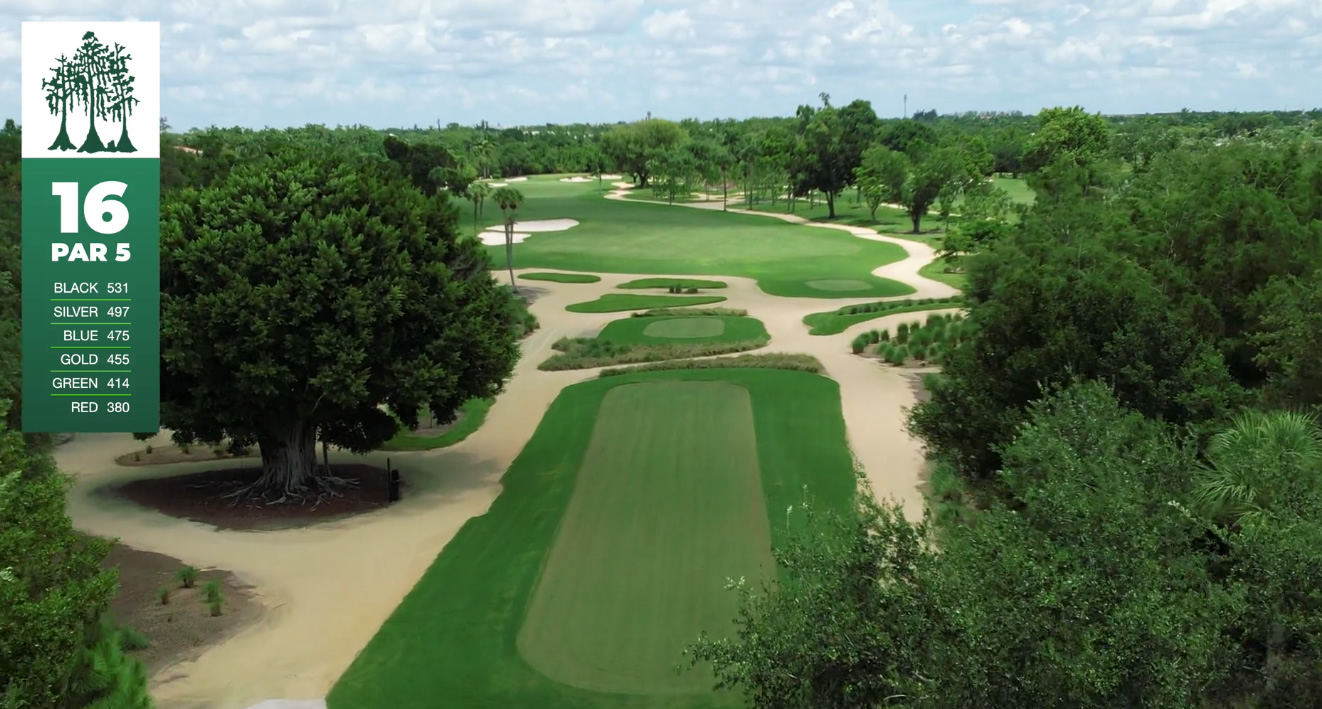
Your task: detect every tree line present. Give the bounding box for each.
[686,107,1322,708]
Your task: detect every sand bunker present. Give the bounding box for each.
[601,173,622,180]
[488,182,508,187]
[505,176,528,182]
[480,231,531,245]
[560,176,595,183]
[483,219,579,233]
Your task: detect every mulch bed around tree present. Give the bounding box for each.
[115,442,256,467]
[112,464,394,531]
[104,543,262,674]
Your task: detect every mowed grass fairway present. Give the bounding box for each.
[328,369,856,709]
[518,381,772,694]
[597,315,769,346]
[481,178,912,298]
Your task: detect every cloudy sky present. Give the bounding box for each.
[2,0,1320,131]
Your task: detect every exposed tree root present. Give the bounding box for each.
[214,473,361,510]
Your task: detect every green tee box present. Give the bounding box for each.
[20,22,162,433]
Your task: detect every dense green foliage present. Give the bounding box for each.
[681,104,1322,709]
[158,140,521,493]
[0,404,150,708]
[691,383,1322,708]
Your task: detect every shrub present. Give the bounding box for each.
[878,329,890,342]
[631,307,746,318]
[850,334,868,354]
[156,586,171,605]
[599,353,823,377]
[132,452,140,461]
[684,287,699,294]
[119,626,150,651]
[888,347,908,366]
[895,323,910,344]
[909,344,928,362]
[202,580,223,605]
[179,444,191,454]
[175,566,198,589]
[866,330,882,345]
[209,599,224,617]
[144,444,153,454]
[541,336,769,371]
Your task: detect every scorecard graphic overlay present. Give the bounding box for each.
[21,22,161,433]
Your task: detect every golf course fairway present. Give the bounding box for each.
[327,368,857,708]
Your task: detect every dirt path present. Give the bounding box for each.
[58,185,960,709]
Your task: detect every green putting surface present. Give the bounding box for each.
[597,315,767,346]
[517,381,773,693]
[642,317,726,339]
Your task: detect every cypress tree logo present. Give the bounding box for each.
[40,31,140,154]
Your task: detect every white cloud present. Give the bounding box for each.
[2,0,1317,130]
[641,9,695,42]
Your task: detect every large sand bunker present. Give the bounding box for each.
[478,219,579,246]
[559,176,595,183]
[480,232,532,245]
[484,219,579,233]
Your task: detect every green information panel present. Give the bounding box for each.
[20,21,161,433]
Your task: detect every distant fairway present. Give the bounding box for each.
[482,178,912,298]
[517,381,773,693]
[328,368,856,708]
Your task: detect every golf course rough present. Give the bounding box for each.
[327,369,857,709]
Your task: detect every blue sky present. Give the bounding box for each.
[2,0,1320,131]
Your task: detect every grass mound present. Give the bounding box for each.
[379,398,493,451]
[850,312,974,366]
[599,353,824,377]
[642,318,725,338]
[566,293,726,313]
[601,315,767,346]
[803,296,965,335]
[518,272,602,283]
[617,278,728,290]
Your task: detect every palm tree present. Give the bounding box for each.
[491,186,524,288]
[467,181,492,239]
[473,139,496,179]
[1193,410,1322,526]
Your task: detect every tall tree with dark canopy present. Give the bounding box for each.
[157,143,520,497]
[40,54,79,151]
[71,31,112,153]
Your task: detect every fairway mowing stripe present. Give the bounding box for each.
[516,381,774,695]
